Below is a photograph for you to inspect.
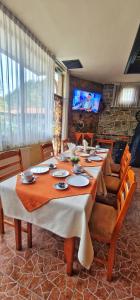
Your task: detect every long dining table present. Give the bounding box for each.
[0,149,111,275]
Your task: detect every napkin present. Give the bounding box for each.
[83,139,88,152]
[67,143,76,157]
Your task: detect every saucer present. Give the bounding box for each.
[51,169,69,178]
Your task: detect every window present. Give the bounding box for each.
[0,6,54,151]
[112,84,140,107]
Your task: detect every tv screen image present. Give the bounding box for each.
[72,89,102,113]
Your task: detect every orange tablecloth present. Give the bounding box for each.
[16,161,97,212]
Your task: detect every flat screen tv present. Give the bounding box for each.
[72,89,102,113]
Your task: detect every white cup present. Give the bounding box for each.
[60,154,67,161]
[22,170,33,182]
[73,164,82,173]
[95,145,100,150]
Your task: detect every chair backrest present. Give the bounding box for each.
[96,138,114,155]
[41,142,54,161]
[120,149,131,180]
[120,144,129,167]
[75,132,83,144]
[83,133,94,146]
[0,150,23,182]
[112,168,136,239]
[62,139,69,152]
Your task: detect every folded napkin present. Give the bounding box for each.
[83,139,88,152]
[67,143,76,156]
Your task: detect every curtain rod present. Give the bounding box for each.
[0,1,55,60]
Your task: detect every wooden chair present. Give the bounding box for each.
[96,138,115,155]
[0,150,32,250]
[83,132,94,146]
[92,167,136,281]
[74,132,83,145]
[62,139,69,152]
[111,144,129,174]
[41,142,54,161]
[104,150,131,194]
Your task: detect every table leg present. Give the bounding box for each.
[14,219,22,250]
[64,237,75,276]
[27,222,32,248]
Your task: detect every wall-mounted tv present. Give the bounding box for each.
[72,88,102,113]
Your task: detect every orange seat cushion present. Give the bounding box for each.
[96,193,117,209]
[92,203,118,241]
[111,163,120,174]
[104,175,121,193]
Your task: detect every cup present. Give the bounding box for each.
[60,154,67,161]
[95,145,100,150]
[22,170,33,182]
[49,163,55,169]
[73,164,82,173]
[58,182,65,188]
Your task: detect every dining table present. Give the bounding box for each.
[0,148,112,275]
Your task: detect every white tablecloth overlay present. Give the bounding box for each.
[0,151,111,269]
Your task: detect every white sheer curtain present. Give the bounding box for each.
[112,84,140,107]
[62,71,69,140]
[0,5,54,151]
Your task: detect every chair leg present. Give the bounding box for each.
[64,237,75,276]
[0,200,4,234]
[107,241,116,281]
[14,219,22,251]
[27,222,32,248]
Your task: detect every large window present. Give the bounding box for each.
[0,5,54,151]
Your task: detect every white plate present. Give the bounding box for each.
[53,183,68,190]
[79,153,90,157]
[51,169,69,178]
[21,176,36,184]
[88,156,103,161]
[66,175,89,187]
[96,149,108,153]
[31,166,49,174]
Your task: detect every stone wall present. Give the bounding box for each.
[68,76,103,141]
[68,79,140,143]
[97,84,139,142]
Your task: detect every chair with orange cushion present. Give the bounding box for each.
[83,132,94,146]
[104,150,131,194]
[74,132,83,145]
[111,144,129,174]
[41,142,54,161]
[96,138,115,155]
[92,167,136,281]
[0,150,32,250]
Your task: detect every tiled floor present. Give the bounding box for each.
[0,168,140,300]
